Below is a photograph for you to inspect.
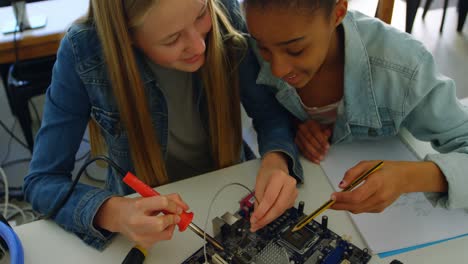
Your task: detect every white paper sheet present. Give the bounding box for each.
[320,137,468,254]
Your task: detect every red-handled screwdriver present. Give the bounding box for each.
[122,172,224,251]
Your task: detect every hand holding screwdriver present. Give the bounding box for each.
[119,173,228,263]
[123,173,224,251]
[122,172,194,231]
[94,191,188,250]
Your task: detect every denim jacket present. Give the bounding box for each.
[252,11,468,210]
[24,0,302,250]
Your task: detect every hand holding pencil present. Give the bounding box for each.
[292,161,384,232]
[330,159,447,215]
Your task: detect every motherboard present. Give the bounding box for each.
[183,196,372,264]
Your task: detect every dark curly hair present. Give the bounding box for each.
[243,0,336,16]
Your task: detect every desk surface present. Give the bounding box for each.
[0,0,88,64]
[14,154,468,263]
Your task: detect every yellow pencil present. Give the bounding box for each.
[291,161,384,232]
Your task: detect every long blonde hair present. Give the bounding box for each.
[81,0,246,186]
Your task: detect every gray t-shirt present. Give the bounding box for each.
[146,59,214,182]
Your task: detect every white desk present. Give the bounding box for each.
[12,98,468,263]
[13,154,468,263]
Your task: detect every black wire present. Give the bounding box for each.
[0,187,23,201]
[0,5,27,153]
[1,158,31,169]
[13,18,19,65]
[75,150,90,163]
[1,120,16,165]
[0,11,27,153]
[43,155,125,220]
[4,19,88,165]
[0,119,29,150]
[29,100,41,125]
[84,168,92,180]
[12,2,26,64]
[74,138,91,162]
[0,135,90,168]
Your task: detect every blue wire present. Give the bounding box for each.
[0,221,24,264]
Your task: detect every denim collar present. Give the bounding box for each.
[341,12,382,129]
[134,48,157,85]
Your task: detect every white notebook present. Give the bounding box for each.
[320,136,468,256]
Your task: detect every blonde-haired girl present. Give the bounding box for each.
[24,0,301,250]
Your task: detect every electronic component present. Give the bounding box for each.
[183,199,372,264]
[322,215,328,230]
[239,193,256,218]
[222,212,241,225]
[212,253,228,264]
[298,201,305,215]
[322,240,346,263]
[279,226,318,254]
[255,242,289,264]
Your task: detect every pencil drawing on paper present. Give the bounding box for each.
[390,193,435,216]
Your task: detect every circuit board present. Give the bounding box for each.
[183,199,372,264]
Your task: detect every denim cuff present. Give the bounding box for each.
[73,188,118,250]
[260,142,304,183]
[79,231,115,251]
[424,152,468,209]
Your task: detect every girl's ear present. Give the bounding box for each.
[334,0,348,26]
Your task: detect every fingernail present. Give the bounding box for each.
[175,215,181,223]
[339,180,345,187]
[177,207,183,215]
[331,194,336,201]
[251,217,257,224]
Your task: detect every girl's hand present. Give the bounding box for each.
[95,193,189,249]
[250,152,298,232]
[330,160,447,214]
[295,120,332,164]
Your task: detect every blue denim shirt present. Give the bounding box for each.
[252,11,468,210]
[24,0,302,250]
